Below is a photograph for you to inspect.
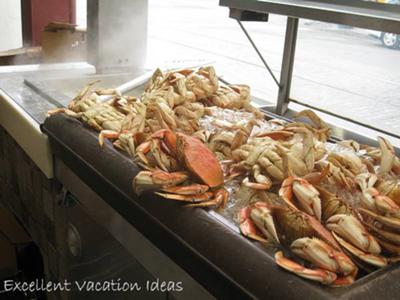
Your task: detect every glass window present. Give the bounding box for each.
[290,3,400,136]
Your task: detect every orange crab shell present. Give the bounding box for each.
[176,133,224,188]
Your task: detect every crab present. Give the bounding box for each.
[356,173,400,228]
[239,201,357,286]
[230,138,285,188]
[143,66,219,107]
[371,137,400,176]
[202,84,262,117]
[280,176,386,268]
[255,126,316,177]
[370,137,400,205]
[355,173,400,255]
[47,80,138,133]
[205,119,257,161]
[293,109,331,142]
[133,129,228,208]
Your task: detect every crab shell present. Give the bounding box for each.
[162,130,224,188]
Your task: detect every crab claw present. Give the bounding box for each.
[239,206,269,244]
[378,137,395,175]
[249,203,280,243]
[376,179,400,207]
[295,109,330,142]
[356,173,400,218]
[326,214,381,255]
[242,177,271,190]
[290,237,356,276]
[275,251,337,285]
[280,177,322,221]
[332,232,387,268]
[133,170,188,195]
[98,129,120,146]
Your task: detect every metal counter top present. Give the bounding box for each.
[0,66,144,177]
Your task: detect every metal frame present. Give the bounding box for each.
[276,17,298,115]
[220,0,400,139]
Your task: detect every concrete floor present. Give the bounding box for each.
[75,0,400,138]
[146,0,400,137]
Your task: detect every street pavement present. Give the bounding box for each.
[147,0,400,137]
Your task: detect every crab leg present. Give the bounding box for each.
[242,178,270,190]
[185,189,228,209]
[151,139,173,172]
[155,191,213,202]
[359,208,400,230]
[161,184,209,195]
[256,130,294,140]
[363,222,400,245]
[136,141,152,165]
[374,236,400,255]
[331,272,357,287]
[275,251,337,285]
[98,129,120,146]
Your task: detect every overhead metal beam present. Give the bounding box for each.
[220,0,400,34]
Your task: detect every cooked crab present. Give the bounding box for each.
[280,176,386,268]
[239,201,357,286]
[133,129,228,208]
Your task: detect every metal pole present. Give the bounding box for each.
[276,17,299,115]
[236,20,280,87]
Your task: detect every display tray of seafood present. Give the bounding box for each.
[45,66,400,292]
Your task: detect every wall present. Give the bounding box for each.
[0,0,23,52]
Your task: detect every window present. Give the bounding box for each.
[148,0,400,138]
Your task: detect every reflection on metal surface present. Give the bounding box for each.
[0,62,95,75]
[67,223,82,258]
[208,210,241,234]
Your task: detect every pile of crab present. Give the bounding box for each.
[48,66,400,287]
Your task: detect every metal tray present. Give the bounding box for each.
[42,113,400,300]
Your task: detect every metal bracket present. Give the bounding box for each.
[229,8,269,22]
[229,8,280,88]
